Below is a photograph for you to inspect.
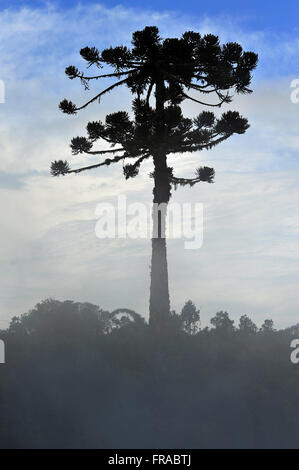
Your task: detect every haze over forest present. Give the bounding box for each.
[0,1,299,328]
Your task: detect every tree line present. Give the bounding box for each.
[0,299,298,449]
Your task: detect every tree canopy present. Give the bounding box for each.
[51,26,258,187]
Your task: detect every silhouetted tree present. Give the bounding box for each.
[260,319,275,333]
[181,300,200,335]
[210,310,234,332]
[12,300,147,337]
[51,26,258,331]
[104,308,146,333]
[7,299,107,339]
[239,314,258,334]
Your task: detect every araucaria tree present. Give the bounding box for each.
[51,27,257,331]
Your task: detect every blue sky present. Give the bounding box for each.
[1,0,298,32]
[0,1,299,329]
[0,0,298,80]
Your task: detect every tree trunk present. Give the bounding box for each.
[149,75,171,331]
[149,171,171,330]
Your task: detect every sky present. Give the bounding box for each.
[0,0,299,329]
[1,0,298,32]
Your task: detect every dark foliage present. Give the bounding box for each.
[0,299,298,449]
[50,160,70,176]
[51,26,257,183]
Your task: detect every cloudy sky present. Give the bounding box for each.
[0,0,299,329]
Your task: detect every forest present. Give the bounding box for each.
[0,298,299,449]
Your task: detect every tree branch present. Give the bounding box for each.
[182,91,224,107]
[76,69,138,80]
[146,80,154,105]
[170,134,233,153]
[170,175,201,186]
[67,154,127,174]
[86,147,124,155]
[75,77,129,111]
[66,151,150,175]
[168,74,230,97]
